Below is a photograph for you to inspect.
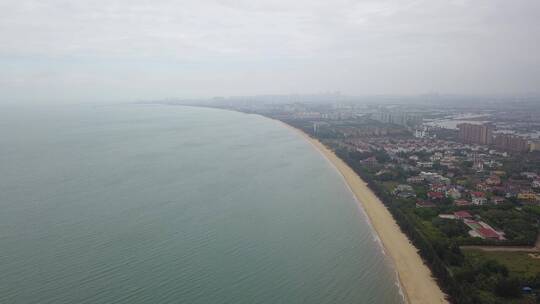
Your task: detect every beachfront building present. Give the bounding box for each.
[464,220,505,240]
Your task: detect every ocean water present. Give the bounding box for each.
[0,104,403,304]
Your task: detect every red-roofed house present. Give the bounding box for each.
[471,192,487,205]
[428,191,444,200]
[464,220,505,240]
[476,183,491,192]
[454,199,472,206]
[454,211,472,219]
[430,184,447,192]
[476,227,501,240]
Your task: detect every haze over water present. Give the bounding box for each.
[0,104,403,303]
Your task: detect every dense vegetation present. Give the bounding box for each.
[335,146,540,303]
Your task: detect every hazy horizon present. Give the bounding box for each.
[1,0,539,103]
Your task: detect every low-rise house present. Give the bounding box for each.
[393,184,416,198]
[492,170,506,176]
[486,175,501,186]
[446,188,461,200]
[376,169,392,176]
[518,191,538,202]
[521,172,538,180]
[407,175,425,184]
[471,192,487,205]
[505,190,518,199]
[440,160,455,169]
[476,227,503,240]
[485,160,503,168]
[416,200,436,208]
[401,164,418,172]
[361,156,378,168]
[454,199,472,206]
[454,211,473,219]
[431,184,448,192]
[491,196,505,205]
[430,153,443,162]
[473,160,484,171]
[464,219,505,240]
[428,191,444,200]
[420,171,450,185]
[476,183,491,192]
[392,184,408,191]
[417,161,433,168]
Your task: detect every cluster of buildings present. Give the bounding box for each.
[457,123,493,145]
[346,135,540,242]
[341,133,540,242]
[457,123,531,152]
[345,137,481,155]
[371,111,422,128]
[492,133,530,152]
[439,211,506,240]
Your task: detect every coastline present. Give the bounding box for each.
[278,121,447,304]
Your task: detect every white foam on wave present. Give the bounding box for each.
[394,271,408,304]
[325,164,410,303]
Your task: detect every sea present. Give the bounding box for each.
[0,103,404,303]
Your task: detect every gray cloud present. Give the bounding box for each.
[1,0,539,102]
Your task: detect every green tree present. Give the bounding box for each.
[494,277,521,298]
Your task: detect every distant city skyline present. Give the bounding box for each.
[1,0,539,103]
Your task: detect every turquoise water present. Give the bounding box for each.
[0,104,403,303]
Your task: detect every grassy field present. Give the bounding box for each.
[381,181,399,192]
[464,249,540,277]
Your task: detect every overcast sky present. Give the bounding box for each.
[1,0,539,103]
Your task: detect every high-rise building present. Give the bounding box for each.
[457,123,493,145]
[530,141,540,152]
[372,111,421,127]
[493,134,529,152]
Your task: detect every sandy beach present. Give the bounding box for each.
[283,123,448,304]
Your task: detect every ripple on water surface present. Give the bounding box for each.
[0,104,403,304]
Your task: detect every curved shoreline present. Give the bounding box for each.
[276,121,447,304]
[171,105,447,303]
